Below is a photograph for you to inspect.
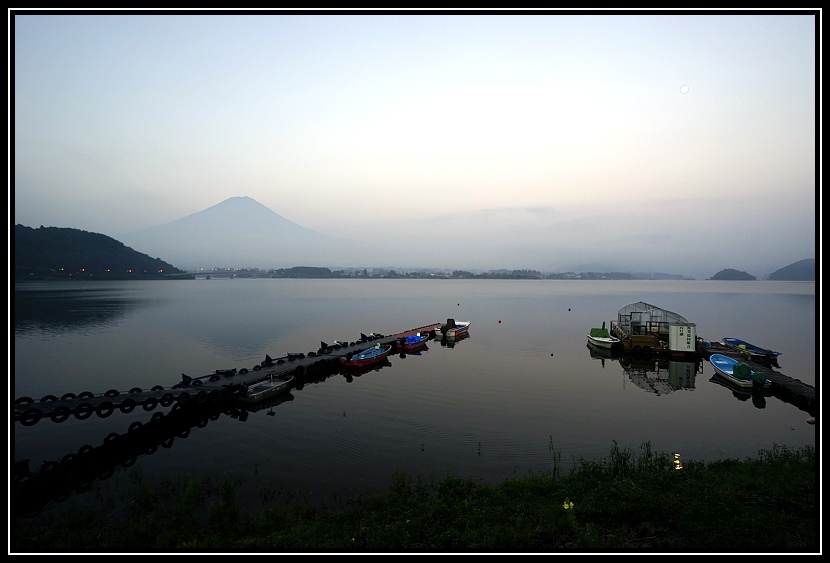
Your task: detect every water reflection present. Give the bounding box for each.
[12,391,297,518]
[340,357,393,382]
[585,344,700,395]
[586,342,620,368]
[708,375,770,409]
[620,355,700,395]
[13,286,142,335]
[436,332,470,348]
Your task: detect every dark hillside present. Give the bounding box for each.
[767,258,815,281]
[708,268,756,280]
[14,225,188,280]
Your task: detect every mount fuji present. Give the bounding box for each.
[118,196,398,270]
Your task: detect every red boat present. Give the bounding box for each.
[340,343,393,368]
[399,333,429,352]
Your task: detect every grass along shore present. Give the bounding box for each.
[11,441,817,553]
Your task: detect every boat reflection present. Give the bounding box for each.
[437,332,470,348]
[340,357,393,382]
[586,342,621,368]
[708,375,769,409]
[236,390,295,415]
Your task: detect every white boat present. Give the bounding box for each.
[586,322,621,349]
[237,374,294,403]
[437,319,470,339]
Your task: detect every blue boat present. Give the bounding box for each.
[340,343,393,368]
[399,333,429,352]
[709,353,771,389]
[722,337,781,358]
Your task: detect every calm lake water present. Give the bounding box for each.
[12,279,817,518]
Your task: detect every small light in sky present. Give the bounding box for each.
[680,85,690,94]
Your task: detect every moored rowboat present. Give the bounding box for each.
[587,321,621,349]
[237,374,294,403]
[709,353,771,389]
[438,319,470,339]
[340,343,393,368]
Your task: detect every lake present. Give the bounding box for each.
[12,279,817,517]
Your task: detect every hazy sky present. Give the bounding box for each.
[11,10,819,278]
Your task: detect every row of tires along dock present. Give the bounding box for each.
[13,322,444,426]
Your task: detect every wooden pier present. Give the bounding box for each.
[13,322,444,426]
[700,341,816,416]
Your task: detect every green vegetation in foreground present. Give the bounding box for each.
[12,442,817,553]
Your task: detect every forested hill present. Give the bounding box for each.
[14,225,188,280]
[767,258,815,281]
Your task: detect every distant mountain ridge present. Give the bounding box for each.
[707,259,815,281]
[14,225,186,279]
[17,197,814,279]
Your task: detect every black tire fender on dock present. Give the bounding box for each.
[61,392,77,401]
[120,399,136,413]
[160,393,174,406]
[129,387,143,394]
[151,385,165,392]
[78,391,94,399]
[196,390,208,403]
[143,397,158,411]
[97,402,115,418]
[51,406,71,423]
[20,408,42,426]
[40,461,59,473]
[15,396,34,405]
[74,403,94,419]
[39,394,58,403]
[104,389,120,397]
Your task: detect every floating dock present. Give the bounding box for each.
[13,322,444,426]
[701,341,816,415]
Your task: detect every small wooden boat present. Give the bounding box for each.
[709,353,771,389]
[340,343,393,368]
[438,319,470,339]
[399,333,429,352]
[586,322,621,349]
[237,374,294,404]
[722,337,781,358]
